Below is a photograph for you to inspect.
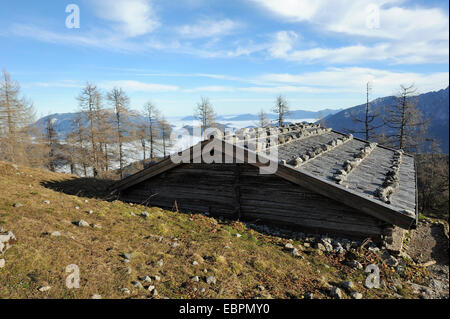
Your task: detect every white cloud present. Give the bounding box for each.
[268,30,448,64]
[28,80,84,89]
[255,0,449,64]
[259,67,449,95]
[253,0,448,40]
[184,86,236,92]
[10,24,180,54]
[91,0,159,37]
[99,80,179,92]
[177,19,241,38]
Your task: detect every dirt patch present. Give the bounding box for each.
[408,220,449,299]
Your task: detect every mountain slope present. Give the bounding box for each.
[0,161,429,299]
[323,87,449,153]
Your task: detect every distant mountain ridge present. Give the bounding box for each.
[181,108,341,121]
[32,108,342,137]
[323,87,449,153]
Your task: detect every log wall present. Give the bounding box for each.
[120,163,389,239]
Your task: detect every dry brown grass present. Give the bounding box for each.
[0,161,428,299]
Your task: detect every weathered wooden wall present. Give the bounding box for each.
[120,163,390,239]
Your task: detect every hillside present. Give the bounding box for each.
[0,161,444,299]
[323,87,449,153]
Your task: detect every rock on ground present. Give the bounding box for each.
[75,220,90,227]
[351,292,363,299]
[330,286,343,299]
[0,231,17,254]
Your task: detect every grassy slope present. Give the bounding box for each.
[0,161,428,299]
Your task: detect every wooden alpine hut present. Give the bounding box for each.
[111,123,417,247]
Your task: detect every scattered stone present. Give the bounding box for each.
[305,292,314,299]
[84,200,89,203]
[284,243,294,250]
[368,246,380,253]
[348,260,363,269]
[192,261,199,266]
[257,285,265,291]
[141,211,150,218]
[152,275,161,282]
[0,258,5,268]
[50,231,61,237]
[122,259,130,263]
[156,259,164,267]
[87,210,94,215]
[341,281,355,291]
[125,267,132,274]
[132,281,144,289]
[191,276,200,282]
[171,242,180,248]
[303,243,311,248]
[291,248,303,258]
[75,206,80,210]
[316,243,326,251]
[121,253,132,260]
[91,294,102,299]
[224,245,231,249]
[151,289,159,296]
[206,276,217,285]
[120,288,130,294]
[0,231,17,254]
[147,285,156,292]
[43,200,50,204]
[93,224,102,229]
[330,286,343,299]
[351,292,363,299]
[38,286,51,292]
[200,288,206,293]
[13,203,22,208]
[234,233,242,238]
[75,220,90,227]
[140,276,152,283]
[130,212,136,216]
[381,252,399,267]
[322,241,334,252]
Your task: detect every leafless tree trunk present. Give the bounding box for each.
[256,108,270,128]
[384,84,428,152]
[77,82,102,177]
[107,87,130,179]
[346,82,383,141]
[194,97,216,133]
[272,95,290,127]
[44,116,59,172]
[0,69,35,165]
[159,117,172,157]
[142,102,160,160]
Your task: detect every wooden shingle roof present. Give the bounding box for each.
[112,122,418,229]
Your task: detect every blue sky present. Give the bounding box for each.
[1,0,448,118]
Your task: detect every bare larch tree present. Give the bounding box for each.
[194,97,216,133]
[159,116,172,157]
[44,116,59,172]
[107,87,130,179]
[0,69,35,164]
[256,108,271,128]
[347,82,382,141]
[142,102,160,160]
[77,82,102,177]
[384,84,427,152]
[272,95,290,127]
